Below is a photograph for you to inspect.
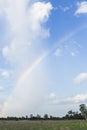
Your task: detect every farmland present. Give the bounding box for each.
[0,120,87,130]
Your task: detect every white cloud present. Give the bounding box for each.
[70,52,76,57]
[74,73,87,84]
[59,6,70,12]
[70,51,79,57]
[29,2,52,32]
[48,93,57,99]
[0,69,10,79]
[47,93,59,105]
[1,70,10,78]
[54,48,62,57]
[0,0,53,116]
[0,86,4,91]
[65,94,87,103]
[75,1,87,15]
[2,0,52,66]
[48,94,87,105]
[54,40,80,58]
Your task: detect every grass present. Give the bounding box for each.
[0,120,87,130]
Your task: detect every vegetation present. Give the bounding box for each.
[0,104,87,129]
[79,104,87,120]
[0,104,87,121]
[0,120,87,130]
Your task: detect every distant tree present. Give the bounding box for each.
[36,114,41,120]
[26,115,28,120]
[67,110,74,119]
[50,115,53,119]
[21,116,25,120]
[44,114,49,119]
[68,110,73,116]
[64,114,69,119]
[79,104,87,120]
[64,110,84,120]
[30,114,33,119]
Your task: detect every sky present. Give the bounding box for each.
[0,0,87,117]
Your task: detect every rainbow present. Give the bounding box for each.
[17,51,49,87]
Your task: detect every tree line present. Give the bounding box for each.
[0,104,87,120]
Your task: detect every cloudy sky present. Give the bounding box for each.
[0,0,87,117]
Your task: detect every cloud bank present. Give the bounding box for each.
[75,1,87,14]
[2,0,52,67]
[48,93,87,105]
[74,73,87,84]
[0,0,53,116]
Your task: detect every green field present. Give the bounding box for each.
[0,120,87,130]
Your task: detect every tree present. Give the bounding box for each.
[50,115,53,119]
[68,110,73,116]
[36,114,41,120]
[30,114,33,119]
[26,115,28,119]
[44,114,49,119]
[79,104,87,120]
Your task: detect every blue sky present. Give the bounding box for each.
[0,0,87,117]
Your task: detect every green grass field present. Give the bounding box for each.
[0,120,87,130]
